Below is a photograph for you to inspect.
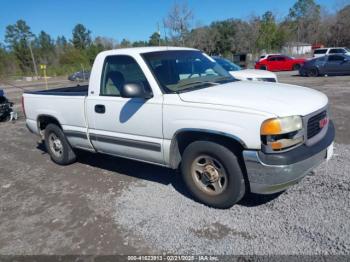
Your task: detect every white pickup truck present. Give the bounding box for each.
[23,47,335,208]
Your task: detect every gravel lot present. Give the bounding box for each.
[0,73,350,256]
[114,143,350,255]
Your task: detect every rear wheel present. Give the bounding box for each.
[307,68,319,77]
[260,65,267,70]
[293,64,301,71]
[181,141,246,209]
[44,124,76,165]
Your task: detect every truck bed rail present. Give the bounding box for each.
[24,85,88,96]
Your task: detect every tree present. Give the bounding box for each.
[0,44,19,77]
[5,20,35,74]
[287,0,321,43]
[37,31,55,63]
[164,1,193,46]
[56,36,68,47]
[189,26,216,54]
[94,36,117,50]
[119,38,132,48]
[257,11,285,52]
[149,32,161,46]
[132,40,148,47]
[72,24,92,49]
[331,5,350,46]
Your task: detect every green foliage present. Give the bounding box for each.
[119,39,132,48]
[287,0,321,43]
[1,1,349,79]
[257,11,285,51]
[5,19,35,74]
[149,32,161,46]
[72,24,92,49]
[288,0,320,20]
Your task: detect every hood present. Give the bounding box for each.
[230,69,276,79]
[178,81,328,117]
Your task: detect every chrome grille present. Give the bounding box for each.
[307,110,327,139]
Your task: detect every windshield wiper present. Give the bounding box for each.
[175,81,220,94]
[214,76,237,84]
[178,81,220,89]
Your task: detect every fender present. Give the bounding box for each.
[167,128,247,169]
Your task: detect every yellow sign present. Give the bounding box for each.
[40,64,46,70]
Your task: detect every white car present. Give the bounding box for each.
[213,57,278,82]
[313,47,350,58]
[23,47,334,209]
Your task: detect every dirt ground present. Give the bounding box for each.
[0,73,349,255]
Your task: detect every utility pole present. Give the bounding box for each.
[157,22,161,46]
[27,38,38,78]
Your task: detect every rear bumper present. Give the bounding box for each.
[243,121,335,194]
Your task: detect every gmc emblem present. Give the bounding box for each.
[319,117,328,128]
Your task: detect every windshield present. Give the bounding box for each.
[142,50,236,93]
[214,57,241,71]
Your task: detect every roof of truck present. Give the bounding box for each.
[98,46,198,56]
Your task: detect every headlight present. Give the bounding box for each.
[261,116,303,151]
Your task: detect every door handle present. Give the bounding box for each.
[95,104,105,114]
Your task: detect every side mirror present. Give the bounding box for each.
[120,82,153,99]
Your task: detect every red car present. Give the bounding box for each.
[255,55,306,71]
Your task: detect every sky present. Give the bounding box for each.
[0,0,347,43]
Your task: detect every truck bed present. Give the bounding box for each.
[25,84,88,96]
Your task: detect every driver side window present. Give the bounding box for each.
[100,55,151,96]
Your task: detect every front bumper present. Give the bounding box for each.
[243,121,335,194]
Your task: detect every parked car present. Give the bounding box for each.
[23,47,334,209]
[213,56,278,82]
[258,53,279,61]
[299,54,350,77]
[313,47,350,58]
[255,55,306,71]
[68,70,90,81]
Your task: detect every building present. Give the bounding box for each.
[282,42,312,56]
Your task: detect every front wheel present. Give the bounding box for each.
[181,141,246,209]
[307,68,319,77]
[44,124,76,165]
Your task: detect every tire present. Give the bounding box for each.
[181,141,246,209]
[44,124,76,165]
[293,64,301,71]
[307,68,319,77]
[260,65,267,70]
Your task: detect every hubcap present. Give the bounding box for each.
[48,133,63,158]
[191,155,228,195]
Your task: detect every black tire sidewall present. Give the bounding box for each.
[308,68,318,77]
[293,64,301,70]
[44,124,76,165]
[181,141,245,209]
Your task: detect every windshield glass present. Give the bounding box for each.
[142,50,236,93]
[213,57,241,71]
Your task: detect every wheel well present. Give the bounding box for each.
[170,130,245,169]
[37,115,62,137]
[170,130,250,191]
